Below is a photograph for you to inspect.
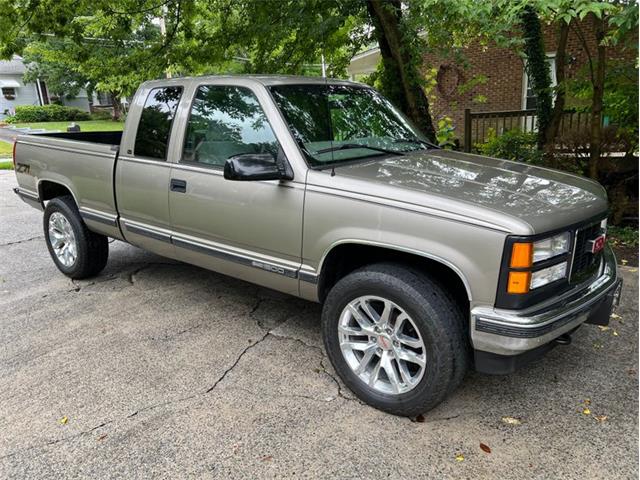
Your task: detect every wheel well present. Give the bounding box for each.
[317,244,470,311]
[39,181,74,202]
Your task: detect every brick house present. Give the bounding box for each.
[347,16,634,149]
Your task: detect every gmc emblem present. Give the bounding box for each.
[588,234,606,254]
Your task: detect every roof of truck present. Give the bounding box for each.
[140,74,361,89]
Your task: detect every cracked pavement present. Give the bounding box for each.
[0,171,638,479]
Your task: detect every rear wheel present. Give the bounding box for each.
[321,263,468,416]
[43,196,109,279]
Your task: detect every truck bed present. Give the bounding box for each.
[13,130,122,239]
[34,130,123,145]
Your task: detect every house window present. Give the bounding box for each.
[522,54,556,110]
[2,87,16,100]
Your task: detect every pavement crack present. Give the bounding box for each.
[268,332,365,405]
[0,419,114,460]
[205,331,270,393]
[0,235,43,246]
[128,266,147,285]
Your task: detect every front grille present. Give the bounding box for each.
[571,221,603,281]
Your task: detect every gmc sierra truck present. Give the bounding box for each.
[13,76,622,416]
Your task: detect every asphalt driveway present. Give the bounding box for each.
[0,171,638,479]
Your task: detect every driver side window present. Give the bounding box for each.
[182,85,279,168]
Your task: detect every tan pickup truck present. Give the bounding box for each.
[13,76,621,416]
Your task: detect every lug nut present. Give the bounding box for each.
[393,340,399,347]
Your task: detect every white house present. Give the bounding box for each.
[0,56,108,120]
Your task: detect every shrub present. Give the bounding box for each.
[436,116,458,149]
[476,129,542,165]
[11,105,91,123]
[90,109,113,120]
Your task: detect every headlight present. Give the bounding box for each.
[532,232,571,263]
[507,231,572,294]
[530,261,568,289]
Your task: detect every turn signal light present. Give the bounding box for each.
[510,242,533,268]
[507,271,530,294]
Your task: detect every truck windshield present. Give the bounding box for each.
[270,84,434,168]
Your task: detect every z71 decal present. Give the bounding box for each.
[15,163,30,174]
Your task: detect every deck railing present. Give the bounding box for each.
[463,108,593,152]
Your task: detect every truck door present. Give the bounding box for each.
[168,82,304,295]
[115,85,183,258]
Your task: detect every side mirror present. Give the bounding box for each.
[223,153,292,181]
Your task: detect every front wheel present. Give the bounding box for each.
[43,196,109,279]
[321,263,468,417]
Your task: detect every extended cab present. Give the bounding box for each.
[13,76,622,416]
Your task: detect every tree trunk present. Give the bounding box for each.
[111,94,122,121]
[544,20,570,165]
[367,0,435,141]
[520,5,553,150]
[588,17,606,180]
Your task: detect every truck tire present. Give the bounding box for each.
[321,262,469,417]
[43,196,109,279]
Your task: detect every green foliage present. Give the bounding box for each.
[519,5,553,148]
[477,129,542,164]
[10,105,91,123]
[22,39,91,99]
[608,226,639,247]
[435,116,457,149]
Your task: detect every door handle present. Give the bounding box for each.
[170,178,187,193]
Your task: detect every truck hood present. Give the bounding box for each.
[321,150,608,234]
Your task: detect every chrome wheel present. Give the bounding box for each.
[338,295,426,395]
[48,212,77,267]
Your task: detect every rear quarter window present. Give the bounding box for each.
[134,86,182,160]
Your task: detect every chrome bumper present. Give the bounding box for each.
[471,244,620,356]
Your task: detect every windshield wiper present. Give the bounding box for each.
[393,137,440,150]
[314,143,404,156]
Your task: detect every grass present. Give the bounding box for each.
[0,140,12,157]
[0,141,13,169]
[9,120,124,132]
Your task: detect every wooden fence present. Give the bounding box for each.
[463,108,593,152]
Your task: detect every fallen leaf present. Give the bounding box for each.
[621,259,628,265]
[582,408,591,415]
[58,416,68,425]
[480,443,491,454]
[610,313,621,320]
[612,330,619,337]
[501,416,522,425]
[594,415,608,422]
[455,454,465,462]
[261,455,273,462]
[629,268,638,272]
[97,434,107,441]
[598,326,610,332]
[593,342,603,349]
[583,399,591,405]
[415,414,426,423]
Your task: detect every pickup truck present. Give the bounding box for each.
[13,75,622,416]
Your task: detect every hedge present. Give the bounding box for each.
[9,105,91,123]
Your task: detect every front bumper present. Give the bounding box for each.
[472,244,621,374]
